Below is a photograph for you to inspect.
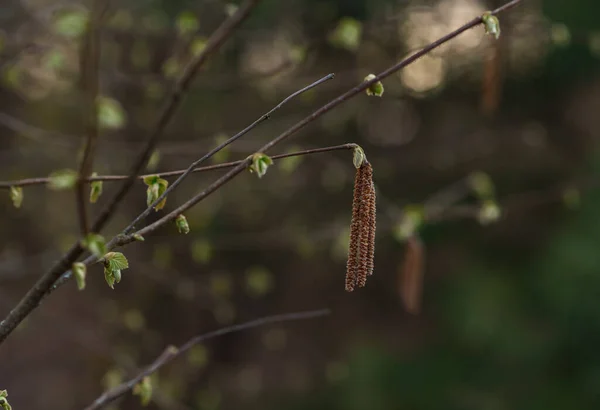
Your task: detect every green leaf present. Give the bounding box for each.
[89,173,103,203]
[143,176,169,211]
[352,145,366,169]
[477,200,501,225]
[329,17,362,51]
[248,153,273,179]
[364,74,384,97]
[468,171,495,200]
[245,266,274,298]
[133,234,145,242]
[133,376,153,406]
[48,169,78,190]
[104,269,116,289]
[190,37,208,57]
[0,390,11,410]
[53,9,89,38]
[482,12,501,40]
[176,214,190,234]
[147,150,161,171]
[104,252,129,271]
[81,233,106,258]
[97,96,127,130]
[176,11,199,36]
[393,206,424,242]
[225,4,239,17]
[72,262,87,290]
[9,186,23,208]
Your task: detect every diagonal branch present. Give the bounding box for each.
[75,0,109,235]
[122,72,335,235]
[128,0,523,242]
[0,0,262,346]
[84,309,330,410]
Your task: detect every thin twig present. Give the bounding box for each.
[0,144,356,188]
[127,0,523,243]
[0,0,261,346]
[122,72,335,235]
[84,309,330,410]
[75,0,108,235]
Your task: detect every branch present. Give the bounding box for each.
[84,309,330,410]
[0,144,355,188]
[75,0,108,235]
[0,0,261,346]
[128,0,523,242]
[89,0,262,235]
[122,72,335,235]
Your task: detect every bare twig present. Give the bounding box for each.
[0,0,261,346]
[0,144,356,188]
[122,72,335,235]
[75,0,108,235]
[84,309,330,410]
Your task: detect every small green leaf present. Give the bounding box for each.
[9,186,23,208]
[72,262,87,290]
[104,269,116,289]
[133,376,153,406]
[329,17,362,51]
[352,145,366,169]
[468,171,495,200]
[143,176,169,211]
[482,12,501,40]
[0,389,11,410]
[97,96,127,130]
[89,173,103,203]
[81,233,106,258]
[104,252,129,271]
[225,4,239,17]
[477,200,501,225]
[248,153,273,179]
[176,11,199,36]
[133,234,145,242]
[53,9,89,38]
[147,150,161,171]
[176,214,190,234]
[394,206,424,242]
[190,36,208,57]
[364,74,384,97]
[48,169,78,190]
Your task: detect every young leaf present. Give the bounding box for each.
[9,186,23,208]
[482,12,501,40]
[89,173,103,203]
[364,74,384,97]
[81,233,107,258]
[176,11,199,36]
[143,176,169,211]
[72,262,87,290]
[147,150,161,171]
[104,252,129,271]
[248,153,273,179]
[48,169,78,190]
[176,214,190,234]
[477,200,501,225]
[0,389,11,410]
[104,269,116,289]
[97,96,127,130]
[468,171,495,200]
[393,206,424,242]
[53,9,89,38]
[133,234,145,242]
[352,145,366,169]
[329,17,362,51]
[133,376,153,406]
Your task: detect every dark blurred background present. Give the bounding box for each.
[2,0,600,409]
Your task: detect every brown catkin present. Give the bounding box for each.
[346,165,366,291]
[366,174,376,276]
[346,162,376,291]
